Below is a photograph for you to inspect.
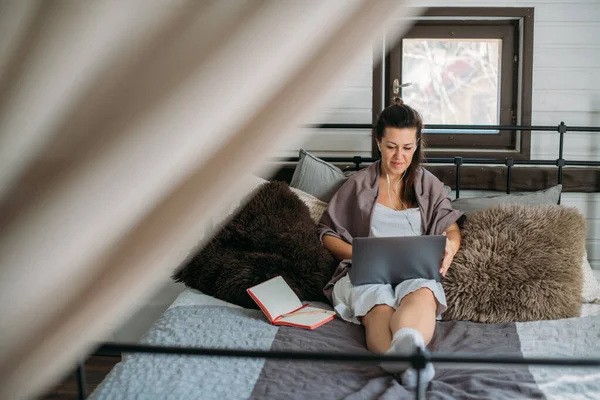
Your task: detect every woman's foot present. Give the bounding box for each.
[380,328,435,387]
[401,363,435,388]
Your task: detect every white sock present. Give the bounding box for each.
[391,328,425,353]
[381,328,436,387]
[380,328,421,373]
[401,363,436,389]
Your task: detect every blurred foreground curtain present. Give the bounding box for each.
[0,1,418,398]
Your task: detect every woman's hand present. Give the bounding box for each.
[440,223,461,277]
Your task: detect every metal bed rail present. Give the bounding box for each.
[285,121,600,201]
[78,121,600,400]
[273,154,600,202]
[88,342,600,400]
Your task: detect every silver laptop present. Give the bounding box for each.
[349,236,446,286]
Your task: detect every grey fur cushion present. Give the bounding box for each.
[442,204,585,323]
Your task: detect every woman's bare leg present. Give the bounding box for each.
[390,288,437,344]
[361,304,395,354]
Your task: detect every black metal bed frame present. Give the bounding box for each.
[75,122,600,400]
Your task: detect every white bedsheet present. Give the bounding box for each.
[93,287,600,400]
[582,269,600,317]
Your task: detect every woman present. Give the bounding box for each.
[318,101,464,387]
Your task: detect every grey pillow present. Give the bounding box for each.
[290,149,348,202]
[451,184,562,217]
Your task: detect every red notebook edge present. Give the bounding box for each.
[274,313,336,330]
[246,288,276,323]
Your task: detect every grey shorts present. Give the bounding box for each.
[332,275,447,325]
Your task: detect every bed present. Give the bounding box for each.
[90,287,600,400]
[89,128,600,399]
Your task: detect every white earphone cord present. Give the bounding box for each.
[382,163,419,235]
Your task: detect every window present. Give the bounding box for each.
[402,37,502,126]
[374,8,533,159]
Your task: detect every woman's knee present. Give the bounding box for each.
[398,288,437,309]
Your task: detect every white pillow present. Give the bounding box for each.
[582,249,600,304]
[289,186,328,224]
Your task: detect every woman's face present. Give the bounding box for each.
[378,127,418,176]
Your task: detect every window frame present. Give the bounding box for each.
[373,7,534,160]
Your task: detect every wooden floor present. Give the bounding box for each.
[39,355,120,400]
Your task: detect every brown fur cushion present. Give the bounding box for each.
[172,181,338,309]
[442,204,586,323]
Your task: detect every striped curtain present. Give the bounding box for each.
[0,1,419,398]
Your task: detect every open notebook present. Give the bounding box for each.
[247,276,336,329]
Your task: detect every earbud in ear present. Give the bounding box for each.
[377,142,381,151]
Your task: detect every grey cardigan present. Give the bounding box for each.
[317,161,465,304]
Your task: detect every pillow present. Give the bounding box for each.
[172,181,338,309]
[451,185,562,218]
[582,249,600,303]
[289,149,348,202]
[291,149,454,202]
[289,186,328,224]
[442,204,586,323]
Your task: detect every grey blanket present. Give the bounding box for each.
[90,290,600,400]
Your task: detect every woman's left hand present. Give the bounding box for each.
[440,231,459,277]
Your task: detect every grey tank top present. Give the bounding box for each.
[370,202,422,238]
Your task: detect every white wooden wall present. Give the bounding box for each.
[296,1,600,158]
[113,2,600,342]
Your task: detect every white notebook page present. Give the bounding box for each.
[249,276,303,320]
